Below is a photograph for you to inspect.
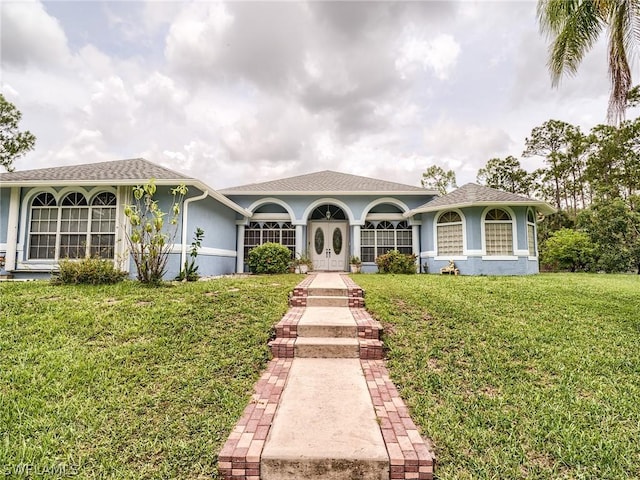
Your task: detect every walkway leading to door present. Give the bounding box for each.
[218,273,435,480]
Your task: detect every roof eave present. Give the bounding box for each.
[192,180,252,217]
[405,200,556,217]
[220,190,435,196]
[0,178,191,187]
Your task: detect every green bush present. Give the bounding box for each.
[540,228,595,272]
[375,250,417,274]
[247,242,293,274]
[53,258,127,285]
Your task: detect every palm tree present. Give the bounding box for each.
[537,0,640,125]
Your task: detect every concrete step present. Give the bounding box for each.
[297,307,357,338]
[307,287,348,297]
[305,296,349,307]
[295,337,359,358]
[261,358,389,480]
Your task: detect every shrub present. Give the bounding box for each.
[247,242,292,274]
[540,228,595,272]
[375,250,417,274]
[53,258,127,285]
[176,227,205,282]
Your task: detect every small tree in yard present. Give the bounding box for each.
[541,228,594,272]
[124,180,188,283]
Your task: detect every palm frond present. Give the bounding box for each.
[538,0,604,86]
[607,1,634,124]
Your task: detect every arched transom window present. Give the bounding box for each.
[360,221,412,263]
[484,208,513,255]
[28,191,117,260]
[436,211,463,256]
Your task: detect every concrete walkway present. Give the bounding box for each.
[218,273,435,480]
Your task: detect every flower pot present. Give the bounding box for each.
[350,264,361,273]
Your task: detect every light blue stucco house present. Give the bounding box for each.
[0,158,553,279]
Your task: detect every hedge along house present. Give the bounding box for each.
[0,158,251,280]
[0,158,554,279]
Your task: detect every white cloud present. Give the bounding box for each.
[3,0,630,192]
[1,0,71,67]
[396,33,461,80]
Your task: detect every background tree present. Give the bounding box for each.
[421,165,457,195]
[627,85,640,108]
[577,198,640,273]
[476,156,534,195]
[0,94,36,172]
[537,0,640,124]
[523,119,578,210]
[586,118,640,202]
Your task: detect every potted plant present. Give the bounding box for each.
[295,252,313,274]
[349,255,362,273]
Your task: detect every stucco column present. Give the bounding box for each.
[412,225,420,269]
[4,187,20,271]
[352,225,361,258]
[236,224,245,273]
[295,225,303,256]
[115,186,131,272]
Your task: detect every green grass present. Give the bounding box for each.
[354,273,640,480]
[0,275,301,479]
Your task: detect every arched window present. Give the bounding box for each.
[360,221,412,262]
[27,190,117,261]
[90,192,117,258]
[436,211,463,256]
[29,193,58,259]
[310,204,346,221]
[59,192,89,258]
[244,221,295,259]
[484,208,513,255]
[527,210,536,257]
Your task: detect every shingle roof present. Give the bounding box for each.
[220,170,431,195]
[0,158,252,216]
[406,183,555,215]
[0,158,191,184]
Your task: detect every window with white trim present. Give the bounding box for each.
[59,192,89,258]
[484,208,513,255]
[27,191,117,260]
[29,193,58,259]
[244,221,295,259]
[360,221,412,262]
[527,210,536,257]
[436,211,463,256]
[90,192,117,258]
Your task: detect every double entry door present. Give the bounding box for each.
[310,222,347,271]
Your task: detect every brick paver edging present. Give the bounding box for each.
[351,307,384,359]
[288,274,315,306]
[217,358,293,480]
[361,359,436,480]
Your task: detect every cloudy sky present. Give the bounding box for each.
[2,0,638,189]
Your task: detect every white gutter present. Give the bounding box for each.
[181,189,209,268]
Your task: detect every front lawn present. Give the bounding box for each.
[355,273,640,480]
[0,275,300,479]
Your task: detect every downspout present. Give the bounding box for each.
[181,190,209,267]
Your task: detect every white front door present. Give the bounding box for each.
[310,222,347,271]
